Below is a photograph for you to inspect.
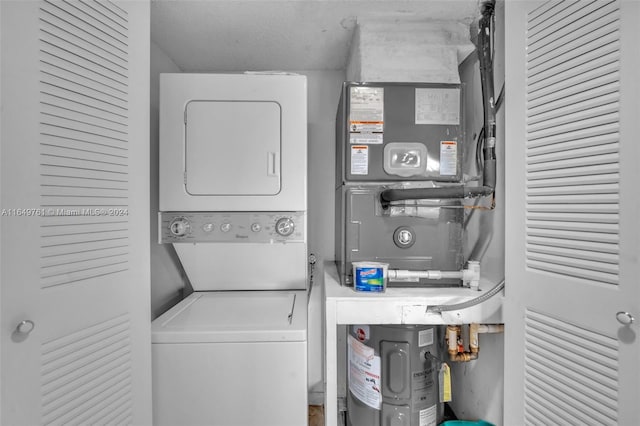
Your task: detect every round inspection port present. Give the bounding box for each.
[393,226,416,249]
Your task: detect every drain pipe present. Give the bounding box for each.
[446,323,504,362]
[387,261,480,290]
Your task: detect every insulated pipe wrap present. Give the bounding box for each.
[379,185,494,209]
[380,187,465,204]
[482,158,496,189]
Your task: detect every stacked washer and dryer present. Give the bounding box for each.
[151,73,308,426]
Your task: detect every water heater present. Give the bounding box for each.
[347,325,444,426]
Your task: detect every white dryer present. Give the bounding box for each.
[153,73,308,426]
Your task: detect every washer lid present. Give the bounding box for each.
[151,290,307,343]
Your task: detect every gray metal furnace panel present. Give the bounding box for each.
[336,185,464,287]
[336,82,463,184]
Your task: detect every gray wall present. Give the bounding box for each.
[301,70,347,394]
[149,41,187,320]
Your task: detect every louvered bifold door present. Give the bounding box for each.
[0,1,151,425]
[504,1,640,425]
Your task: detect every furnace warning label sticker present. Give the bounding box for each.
[351,145,369,175]
[348,335,381,410]
[350,132,383,145]
[439,141,458,176]
[415,87,460,125]
[349,86,384,144]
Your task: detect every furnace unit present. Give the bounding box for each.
[335,82,466,287]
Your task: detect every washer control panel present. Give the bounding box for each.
[159,212,305,243]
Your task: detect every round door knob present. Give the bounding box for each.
[616,311,635,325]
[16,320,35,335]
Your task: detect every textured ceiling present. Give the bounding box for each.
[150,0,480,72]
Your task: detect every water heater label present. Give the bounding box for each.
[419,328,434,347]
[439,141,458,176]
[415,87,460,125]
[439,363,452,403]
[348,335,381,410]
[419,405,438,426]
[351,145,369,175]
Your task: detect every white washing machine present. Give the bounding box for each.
[152,291,307,426]
[153,73,308,426]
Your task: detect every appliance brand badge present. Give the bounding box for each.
[360,268,379,277]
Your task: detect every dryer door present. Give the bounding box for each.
[159,73,307,212]
[185,100,281,196]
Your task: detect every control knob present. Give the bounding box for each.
[275,217,295,237]
[169,217,191,237]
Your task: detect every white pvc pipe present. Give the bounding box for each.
[387,261,480,288]
[477,324,504,333]
[387,269,463,281]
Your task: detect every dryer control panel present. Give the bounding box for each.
[159,212,305,244]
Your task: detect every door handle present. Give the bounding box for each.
[616,311,635,326]
[12,319,35,342]
[267,152,279,177]
[15,320,35,335]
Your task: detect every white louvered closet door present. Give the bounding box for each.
[1,1,151,425]
[504,1,639,425]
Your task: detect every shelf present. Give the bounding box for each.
[324,262,503,325]
[322,262,504,426]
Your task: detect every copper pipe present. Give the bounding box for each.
[446,323,504,362]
